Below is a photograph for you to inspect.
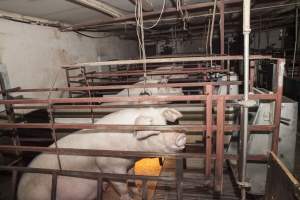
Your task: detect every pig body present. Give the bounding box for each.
[18,108,186,200]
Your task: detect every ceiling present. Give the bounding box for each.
[0,0,206,24]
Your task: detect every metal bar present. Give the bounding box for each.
[219,0,225,56]
[66,0,123,17]
[214,96,225,192]
[249,61,255,92]
[11,170,18,200]
[205,85,213,176]
[0,123,275,132]
[176,158,184,200]
[96,177,103,200]
[1,81,243,93]
[271,59,285,153]
[240,0,251,199]
[141,179,147,200]
[0,93,277,105]
[62,55,272,68]
[69,68,229,78]
[51,173,57,200]
[65,68,72,98]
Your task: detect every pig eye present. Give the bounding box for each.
[139,91,151,96]
[167,120,179,125]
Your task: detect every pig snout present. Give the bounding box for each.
[165,133,186,151]
[175,133,186,148]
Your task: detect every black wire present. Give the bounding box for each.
[74,31,113,38]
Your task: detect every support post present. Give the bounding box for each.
[205,85,213,176]
[271,59,285,154]
[239,0,251,199]
[176,158,183,200]
[215,97,225,192]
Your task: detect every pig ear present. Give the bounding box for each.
[161,108,183,122]
[134,116,160,140]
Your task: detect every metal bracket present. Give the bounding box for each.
[238,99,257,108]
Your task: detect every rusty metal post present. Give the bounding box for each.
[176,158,183,200]
[249,61,255,92]
[51,172,58,200]
[64,68,72,98]
[271,59,285,154]
[214,96,225,192]
[219,0,225,56]
[205,84,213,176]
[11,170,18,200]
[96,176,103,200]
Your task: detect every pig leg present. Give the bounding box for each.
[97,164,133,200]
[127,168,141,198]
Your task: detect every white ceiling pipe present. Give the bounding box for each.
[130,0,154,12]
[67,0,124,18]
[0,9,69,27]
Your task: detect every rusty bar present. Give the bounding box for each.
[271,59,285,154]
[176,158,184,200]
[219,0,225,56]
[65,68,72,98]
[205,85,213,176]
[96,177,103,200]
[51,172,57,200]
[215,96,225,192]
[3,81,243,93]
[249,61,255,92]
[0,93,277,105]
[141,179,147,200]
[69,68,229,78]
[0,122,275,132]
[11,170,18,200]
[62,55,272,68]
[0,145,267,161]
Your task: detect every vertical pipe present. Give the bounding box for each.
[240,0,251,199]
[292,7,299,78]
[219,0,225,56]
[205,85,213,176]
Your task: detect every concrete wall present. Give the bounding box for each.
[0,19,138,99]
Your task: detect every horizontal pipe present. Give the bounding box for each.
[0,123,274,132]
[62,55,272,68]
[0,93,277,105]
[0,81,242,94]
[0,145,267,161]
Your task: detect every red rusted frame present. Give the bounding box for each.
[0,93,276,105]
[215,97,225,192]
[0,145,267,161]
[1,81,243,93]
[0,122,274,132]
[0,57,285,197]
[62,55,272,68]
[205,85,213,176]
[271,59,285,154]
[249,61,255,92]
[69,68,229,79]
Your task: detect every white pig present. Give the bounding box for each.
[17,107,186,200]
